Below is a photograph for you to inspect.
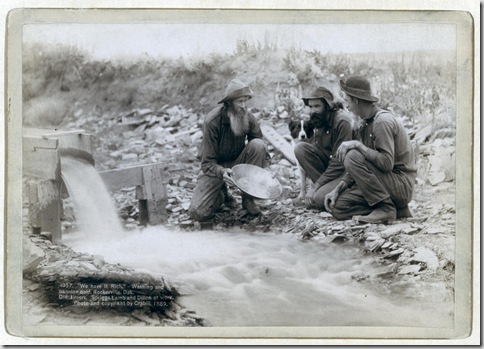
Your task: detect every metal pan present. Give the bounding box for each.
[231,164,282,200]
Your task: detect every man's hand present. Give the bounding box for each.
[302,186,317,207]
[222,168,236,187]
[304,196,316,209]
[324,189,339,213]
[335,140,364,162]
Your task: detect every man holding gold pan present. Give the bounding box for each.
[189,79,269,222]
[324,75,417,224]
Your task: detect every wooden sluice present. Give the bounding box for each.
[23,128,167,242]
[99,163,168,226]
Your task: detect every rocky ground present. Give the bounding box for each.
[22,104,457,326]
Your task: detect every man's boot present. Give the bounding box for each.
[396,205,413,219]
[242,194,261,215]
[354,197,396,224]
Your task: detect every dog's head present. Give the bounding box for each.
[288,119,315,141]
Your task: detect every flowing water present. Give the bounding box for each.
[60,157,454,327]
[61,157,124,239]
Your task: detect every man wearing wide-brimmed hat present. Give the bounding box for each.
[324,75,417,224]
[189,79,269,223]
[294,86,356,208]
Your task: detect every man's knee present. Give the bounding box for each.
[294,142,311,161]
[245,138,266,154]
[344,149,365,169]
[330,203,351,221]
[189,203,213,222]
[189,176,224,221]
[330,208,347,221]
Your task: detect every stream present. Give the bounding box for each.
[60,156,453,327]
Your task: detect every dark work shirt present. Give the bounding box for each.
[312,110,356,187]
[199,106,263,178]
[341,109,417,186]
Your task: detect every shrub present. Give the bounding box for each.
[23,42,456,130]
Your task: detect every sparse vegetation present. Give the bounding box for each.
[23,40,456,131]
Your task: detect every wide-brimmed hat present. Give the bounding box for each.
[302,86,339,109]
[217,79,253,104]
[339,76,379,102]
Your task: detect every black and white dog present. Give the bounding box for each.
[287,118,315,200]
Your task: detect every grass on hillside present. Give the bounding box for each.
[22,40,456,132]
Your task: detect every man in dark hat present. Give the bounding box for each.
[324,75,417,224]
[189,79,269,223]
[294,86,356,208]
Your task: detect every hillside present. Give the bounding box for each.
[23,41,455,128]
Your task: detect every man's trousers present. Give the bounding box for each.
[294,142,343,209]
[331,149,416,220]
[189,139,267,221]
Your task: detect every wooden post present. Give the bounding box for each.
[140,164,168,225]
[28,180,62,243]
[136,184,149,226]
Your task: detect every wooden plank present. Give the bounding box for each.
[260,124,296,165]
[57,133,93,156]
[23,147,60,180]
[40,129,87,138]
[23,135,59,150]
[99,166,144,191]
[23,127,86,138]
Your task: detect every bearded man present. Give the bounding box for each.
[189,79,269,223]
[294,86,356,209]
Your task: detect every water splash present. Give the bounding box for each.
[61,156,124,242]
[64,226,453,327]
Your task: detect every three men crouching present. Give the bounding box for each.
[189,76,416,226]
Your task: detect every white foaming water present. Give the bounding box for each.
[63,226,453,327]
[61,157,124,240]
[60,157,453,327]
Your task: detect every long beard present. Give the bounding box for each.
[229,110,250,136]
[310,112,330,129]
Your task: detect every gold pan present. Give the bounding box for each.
[231,164,282,200]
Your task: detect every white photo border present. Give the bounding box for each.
[2,1,479,345]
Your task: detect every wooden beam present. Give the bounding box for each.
[23,135,59,151]
[23,147,60,180]
[57,133,93,156]
[260,124,296,165]
[99,166,144,191]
